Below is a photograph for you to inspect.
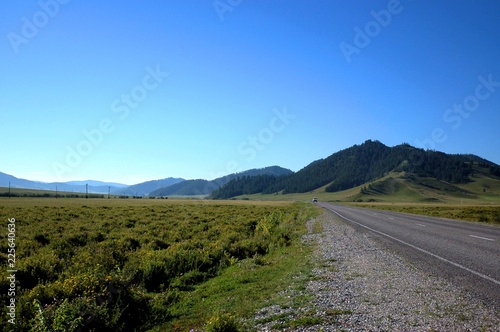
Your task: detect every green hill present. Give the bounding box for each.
[213,140,500,202]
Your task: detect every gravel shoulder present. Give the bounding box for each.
[255,210,500,331]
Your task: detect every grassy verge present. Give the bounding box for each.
[153,203,321,331]
[348,203,500,225]
[157,242,313,331]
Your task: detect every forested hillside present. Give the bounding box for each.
[210,175,289,199]
[212,140,500,199]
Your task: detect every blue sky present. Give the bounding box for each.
[1,0,499,185]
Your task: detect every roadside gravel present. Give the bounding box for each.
[255,210,500,331]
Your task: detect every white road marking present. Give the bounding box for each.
[469,235,495,242]
[417,224,426,227]
[388,217,394,220]
[326,207,500,286]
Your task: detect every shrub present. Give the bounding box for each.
[16,248,61,289]
[140,258,168,292]
[492,211,500,223]
[32,298,84,332]
[67,232,88,247]
[478,212,488,223]
[205,311,240,332]
[34,233,50,246]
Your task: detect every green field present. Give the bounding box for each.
[0,198,319,331]
[1,181,498,331]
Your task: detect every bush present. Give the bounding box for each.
[494,212,500,223]
[34,233,50,246]
[32,298,84,332]
[205,311,240,332]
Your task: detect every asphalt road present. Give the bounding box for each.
[317,202,500,305]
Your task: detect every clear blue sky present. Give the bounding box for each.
[1,0,499,185]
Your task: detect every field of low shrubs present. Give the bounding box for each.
[0,199,314,331]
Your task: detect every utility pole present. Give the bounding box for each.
[56,186,58,199]
[8,182,11,198]
[108,186,111,199]
[86,183,88,199]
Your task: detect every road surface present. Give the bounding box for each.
[317,202,500,305]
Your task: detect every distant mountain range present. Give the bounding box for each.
[2,140,499,200]
[112,178,185,196]
[0,166,292,197]
[149,166,293,196]
[0,172,129,194]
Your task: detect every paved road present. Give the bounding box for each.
[317,202,500,305]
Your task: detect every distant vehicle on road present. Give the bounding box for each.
[312,198,318,202]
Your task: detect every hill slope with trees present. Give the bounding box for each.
[113,177,184,196]
[212,140,500,199]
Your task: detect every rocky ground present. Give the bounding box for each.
[253,211,500,331]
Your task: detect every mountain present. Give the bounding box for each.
[0,172,44,190]
[210,174,290,199]
[0,172,128,194]
[149,166,293,197]
[150,179,211,196]
[212,140,500,199]
[113,177,184,196]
